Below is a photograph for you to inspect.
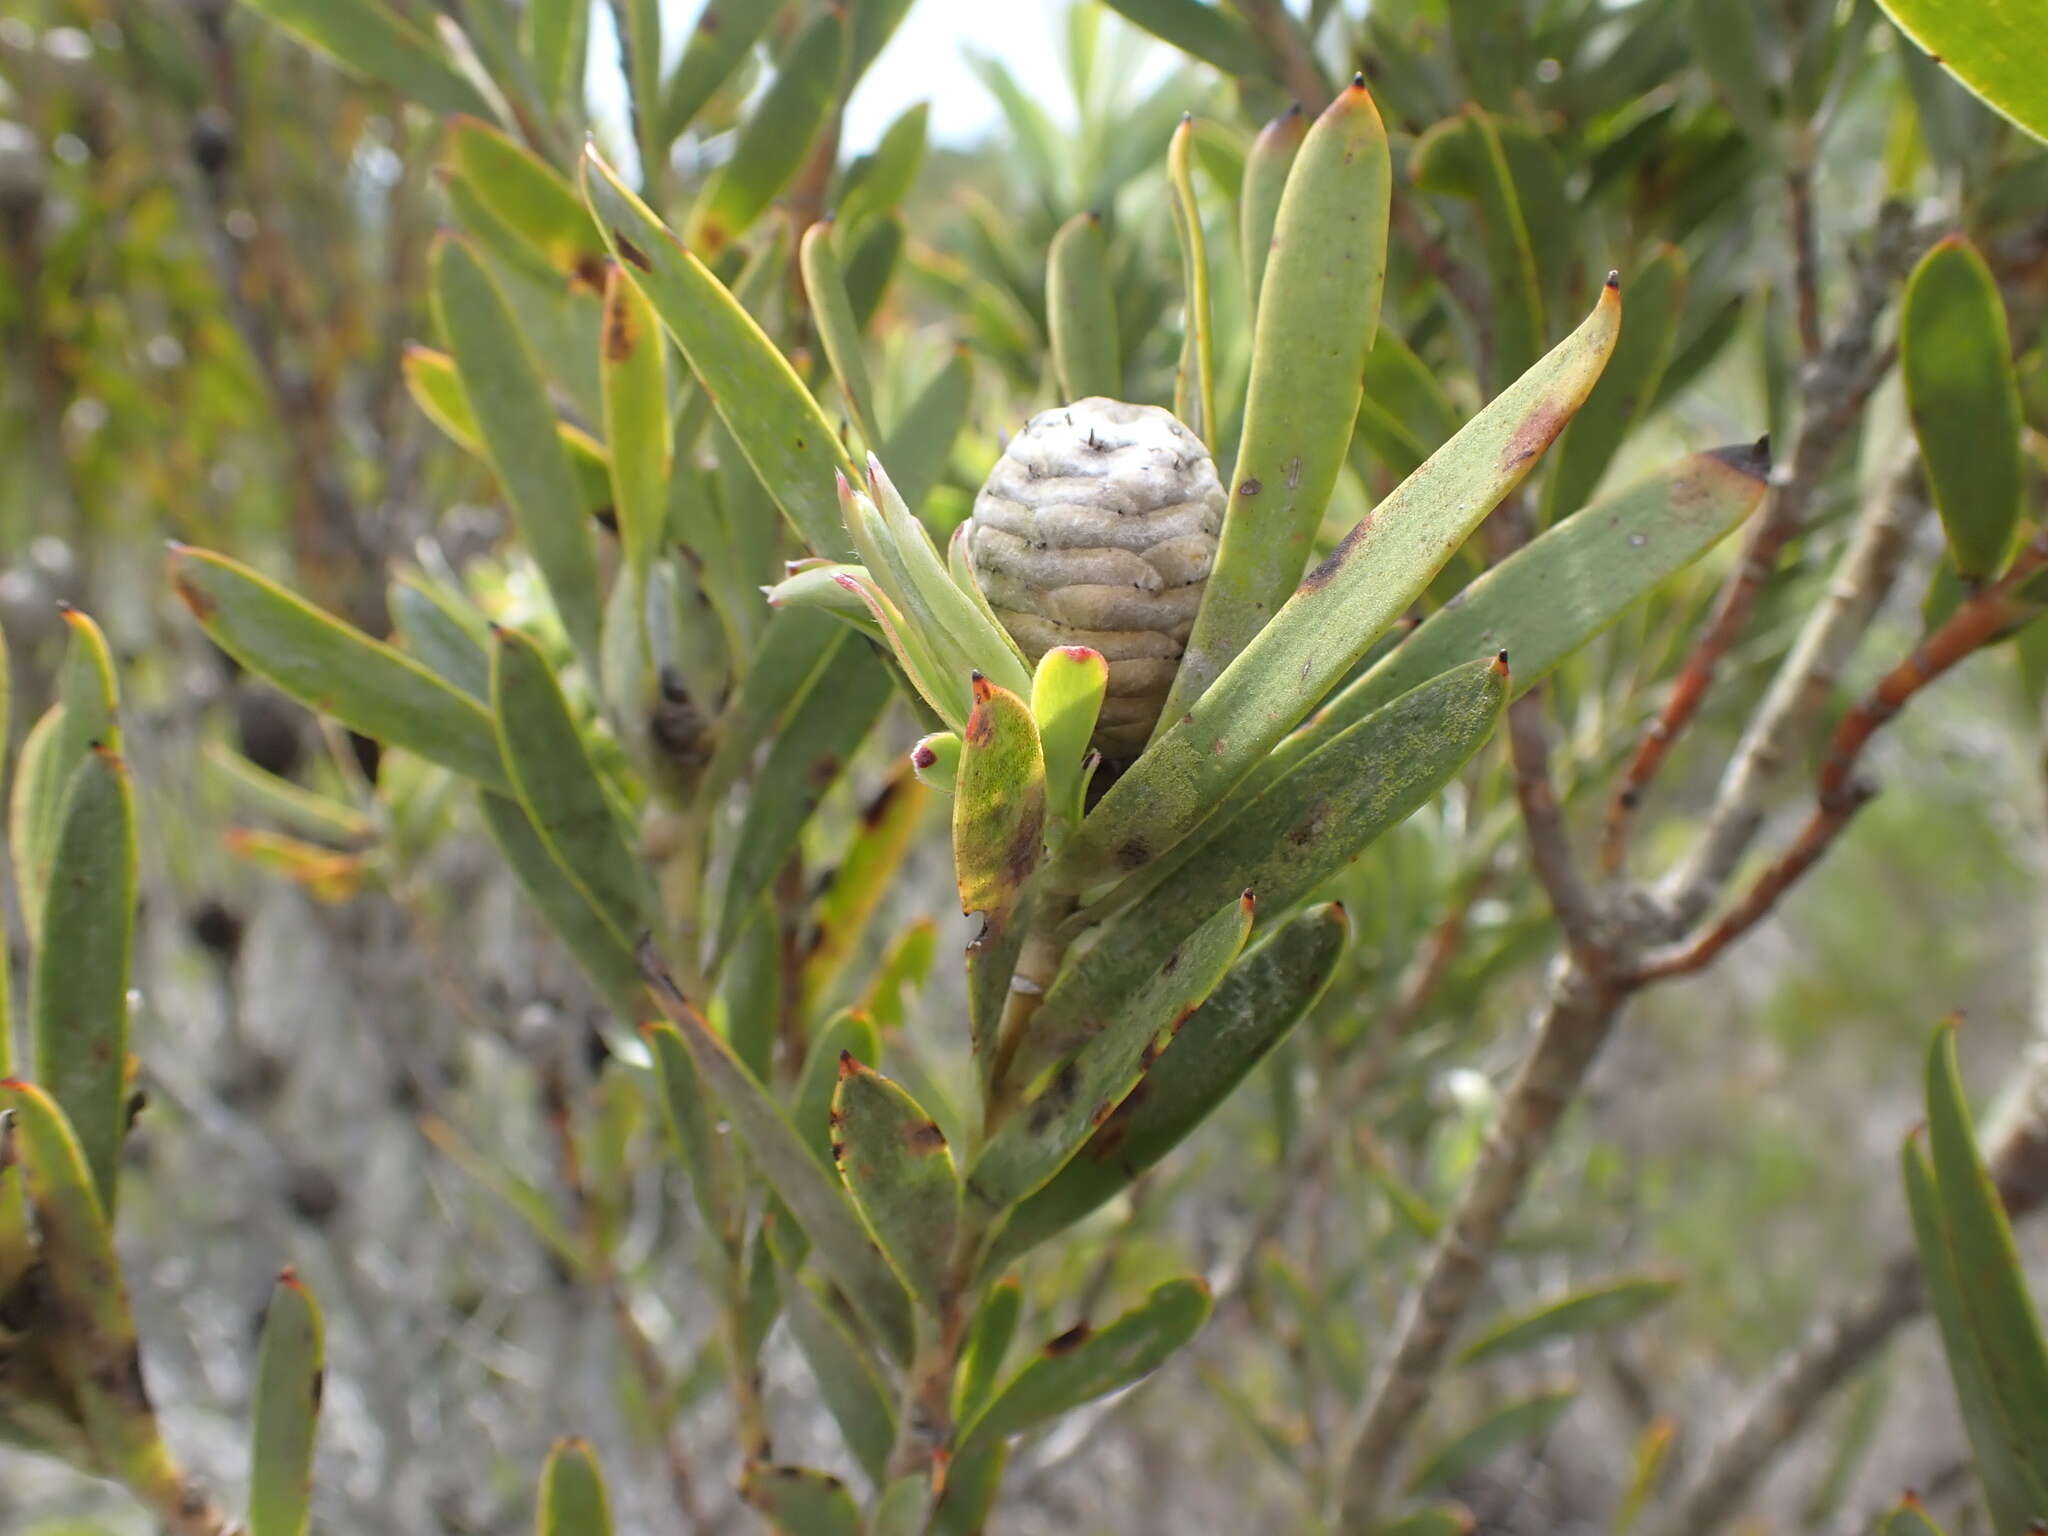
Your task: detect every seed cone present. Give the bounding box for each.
[968,398,1223,759]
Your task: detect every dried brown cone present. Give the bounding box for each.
[968,398,1224,759]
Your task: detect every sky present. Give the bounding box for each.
[843,3,1073,150]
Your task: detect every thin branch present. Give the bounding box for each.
[1237,0,1334,112]
[1600,202,1921,873]
[1787,158,1824,362]
[1334,956,1633,1525]
[1507,687,1603,965]
[1658,455,1928,929]
[1636,528,2048,983]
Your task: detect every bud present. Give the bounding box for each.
[968,398,1223,759]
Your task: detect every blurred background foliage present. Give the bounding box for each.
[5,0,2048,1532]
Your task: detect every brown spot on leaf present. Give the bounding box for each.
[860,775,907,827]
[1501,404,1569,473]
[830,1140,847,1163]
[1238,477,1263,497]
[613,233,653,271]
[603,289,637,362]
[837,1049,860,1080]
[1300,515,1374,592]
[1116,837,1150,870]
[1045,1322,1093,1355]
[903,1120,947,1155]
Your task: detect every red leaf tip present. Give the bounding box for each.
[1492,649,1511,677]
[1604,269,1621,291]
[836,1048,859,1079]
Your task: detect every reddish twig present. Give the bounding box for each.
[1787,160,1824,362]
[1507,685,1603,964]
[1634,531,2048,983]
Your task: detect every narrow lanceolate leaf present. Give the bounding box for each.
[658,0,781,145]
[873,1476,937,1536]
[433,239,604,667]
[793,1011,882,1171]
[989,904,1347,1266]
[1098,0,1259,78]
[831,1058,961,1312]
[13,608,118,941]
[1413,109,1544,387]
[247,1270,324,1536]
[695,607,844,811]
[491,627,647,949]
[1686,0,1775,142]
[1878,1495,1949,1536]
[1167,116,1216,443]
[0,1080,179,1497]
[1066,659,1506,1067]
[644,1015,739,1249]
[1161,78,1391,721]
[974,893,1253,1212]
[476,792,644,1015]
[401,345,615,522]
[687,10,848,256]
[783,1276,896,1485]
[1542,247,1688,523]
[954,1277,1212,1461]
[1031,646,1107,834]
[954,676,1047,917]
[1408,1387,1577,1495]
[1070,285,1618,886]
[740,1465,862,1536]
[715,632,892,961]
[447,118,605,284]
[1457,1275,1681,1367]
[1903,1131,2041,1529]
[958,1277,1024,1420]
[1375,1504,1477,1536]
[838,103,931,244]
[1903,237,2025,579]
[1878,0,2048,144]
[800,221,882,448]
[1240,105,1307,314]
[600,269,671,590]
[1313,442,1768,740]
[537,1439,613,1536]
[30,749,136,1215]
[239,0,490,117]
[803,772,929,1009]
[1047,211,1120,400]
[524,0,583,110]
[583,148,856,556]
[883,350,974,516]
[640,955,914,1362]
[1922,1024,2048,1517]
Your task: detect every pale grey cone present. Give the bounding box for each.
[968,398,1224,758]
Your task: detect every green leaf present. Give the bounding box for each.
[1162,80,1391,721]
[715,632,891,961]
[537,1439,613,1536]
[584,148,857,557]
[659,0,780,145]
[1878,1495,1949,1536]
[203,742,375,845]
[1353,332,1461,480]
[1686,0,1776,142]
[1407,1387,1577,1495]
[1097,0,1259,79]
[1541,246,1688,523]
[432,238,604,668]
[446,118,604,284]
[881,350,973,518]
[247,1271,324,1536]
[419,1114,584,1271]
[794,1010,883,1170]
[954,1277,1212,1461]
[1047,211,1120,401]
[973,892,1253,1212]
[1374,1507,1476,1536]
[1328,443,1769,733]
[839,104,931,246]
[1240,105,1307,315]
[12,609,118,945]
[957,1276,1023,1421]
[476,791,644,1016]
[1446,0,1526,110]
[953,676,1047,918]
[872,1475,936,1536]
[640,965,914,1363]
[1456,1275,1681,1367]
[1167,116,1216,443]
[801,220,883,448]
[696,608,845,809]
[644,1011,740,1246]
[1413,109,1544,387]
[783,1275,896,1487]
[239,0,490,117]
[1877,0,2048,144]
[803,771,930,1010]
[1068,286,1619,886]
[1920,1023,2048,1522]
[740,1465,862,1536]
[1902,237,2025,579]
[831,1059,960,1312]
[30,749,136,1215]
[401,346,615,524]
[524,0,585,111]
[1030,645,1107,837]
[0,1080,180,1499]
[490,627,647,951]
[687,11,847,257]
[600,268,672,592]
[989,904,1347,1265]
